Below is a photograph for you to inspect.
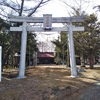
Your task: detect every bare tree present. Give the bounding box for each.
[60,0,90,16]
[0,0,51,18]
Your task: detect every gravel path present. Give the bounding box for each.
[79,82,100,100]
[70,81,100,100]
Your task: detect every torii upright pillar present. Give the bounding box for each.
[68,22,77,77]
[17,21,27,78]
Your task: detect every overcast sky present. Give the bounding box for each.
[35,0,100,18]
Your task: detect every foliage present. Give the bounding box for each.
[61,0,100,68]
[74,14,100,68]
[0,0,51,68]
[0,17,38,68]
[52,32,68,64]
[52,13,100,68]
[0,17,11,67]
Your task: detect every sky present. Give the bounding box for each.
[35,0,100,17]
[36,0,68,17]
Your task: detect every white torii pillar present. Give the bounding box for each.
[68,22,77,77]
[17,21,27,78]
[0,46,2,82]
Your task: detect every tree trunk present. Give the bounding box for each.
[80,54,85,67]
[89,54,94,69]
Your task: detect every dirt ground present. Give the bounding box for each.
[0,65,100,100]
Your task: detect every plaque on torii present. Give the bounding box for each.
[8,14,85,79]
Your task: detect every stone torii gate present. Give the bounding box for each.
[8,14,84,79]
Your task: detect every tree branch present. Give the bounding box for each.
[19,0,24,16]
[27,0,51,17]
[0,1,19,13]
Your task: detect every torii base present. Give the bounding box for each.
[17,76,26,79]
[70,75,79,78]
